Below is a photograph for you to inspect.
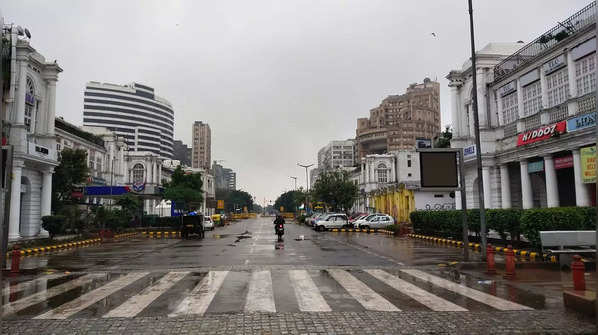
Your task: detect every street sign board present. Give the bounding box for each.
[419,151,458,188]
[217,200,224,209]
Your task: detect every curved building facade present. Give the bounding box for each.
[83,82,174,158]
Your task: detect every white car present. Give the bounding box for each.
[203,216,214,230]
[313,213,348,231]
[356,214,394,229]
[351,213,383,228]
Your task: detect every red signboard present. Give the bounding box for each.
[554,155,573,169]
[517,121,566,146]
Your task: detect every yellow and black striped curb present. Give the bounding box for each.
[141,231,182,238]
[407,234,558,263]
[113,232,138,239]
[329,228,395,235]
[5,238,102,257]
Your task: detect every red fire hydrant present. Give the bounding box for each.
[503,245,515,280]
[486,243,496,275]
[11,245,21,274]
[571,255,586,291]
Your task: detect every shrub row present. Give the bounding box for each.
[410,207,595,248]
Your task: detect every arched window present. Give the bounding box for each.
[377,163,388,183]
[25,77,36,133]
[132,163,145,183]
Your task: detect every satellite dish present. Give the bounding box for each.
[24,28,31,39]
[16,25,24,36]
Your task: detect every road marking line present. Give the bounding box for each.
[327,269,400,311]
[168,271,229,317]
[365,269,467,312]
[289,270,331,312]
[245,270,275,313]
[2,273,105,318]
[400,269,533,311]
[2,273,67,299]
[34,272,149,319]
[103,272,189,318]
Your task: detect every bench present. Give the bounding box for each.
[540,231,596,266]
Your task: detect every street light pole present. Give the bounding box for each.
[290,176,297,190]
[468,0,488,258]
[297,163,313,214]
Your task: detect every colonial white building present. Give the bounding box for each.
[448,2,596,209]
[3,26,61,240]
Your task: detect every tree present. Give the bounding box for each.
[311,170,358,212]
[434,126,453,148]
[163,166,204,213]
[274,190,304,213]
[52,148,89,212]
[215,189,254,212]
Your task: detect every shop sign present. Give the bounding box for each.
[217,200,225,209]
[554,156,573,169]
[517,121,566,146]
[567,112,596,132]
[463,144,476,160]
[543,54,565,75]
[499,80,517,97]
[527,161,544,173]
[580,146,596,184]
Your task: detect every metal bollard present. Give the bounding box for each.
[503,245,515,280]
[571,255,586,291]
[486,243,496,275]
[11,245,21,274]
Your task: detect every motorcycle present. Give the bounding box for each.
[275,223,284,242]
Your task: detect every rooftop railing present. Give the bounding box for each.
[493,1,596,83]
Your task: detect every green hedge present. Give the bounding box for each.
[410,207,595,248]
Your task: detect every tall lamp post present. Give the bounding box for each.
[290,176,297,190]
[468,0,488,258]
[297,163,313,214]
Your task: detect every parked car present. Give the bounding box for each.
[203,216,214,231]
[356,214,394,229]
[313,213,348,231]
[307,213,325,226]
[349,214,368,225]
[352,213,384,228]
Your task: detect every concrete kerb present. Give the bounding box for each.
[407,234,556,262]
[5,237,103,258]
[329,228,396,235]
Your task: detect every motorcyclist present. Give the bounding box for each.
[273,214,285,233]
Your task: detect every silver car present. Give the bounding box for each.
[313,213,348,231]
[356,214,394,229]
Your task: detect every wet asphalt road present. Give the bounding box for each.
[2,216,596,334]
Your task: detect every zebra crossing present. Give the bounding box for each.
[2,268,534,319]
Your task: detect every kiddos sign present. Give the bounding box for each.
[517,121,566,146]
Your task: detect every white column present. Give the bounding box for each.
[158,163,162,185]
[500,164,511,209]
[520,160,533,209]
[482,166,492,208]
[476,68,488,128]
[539,69,548,110]
[39,169,53,237]
[449,85,461,137]
[516,79,525,119]
[46,81,57,135]
[566,52,578,115]
[544,155,559,208]
[8,161,24,240]
[572,149,590,206]
[15,60,27,125]
[455,190,462,210]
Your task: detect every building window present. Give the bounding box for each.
[407,160,411,167]
[25,77,36,133]
[132,163,145,183]
[546,68,569,108]
[376,163,388,183]
[501,92,518,124]
[575,53,596,96]
[522,81,542,116]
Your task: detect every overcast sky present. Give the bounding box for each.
[2,0,590,204]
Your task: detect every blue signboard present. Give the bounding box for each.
[567,112,596,132]
[527,161,544,173]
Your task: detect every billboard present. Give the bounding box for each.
[416,138,432,149]
[517,121,566,146]
[581,146,596,184]
[419,151,458,188]
[217,200,225,209]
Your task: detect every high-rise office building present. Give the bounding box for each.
[172,140,192,167]
[192,121,211,169]
[82,82,174,158]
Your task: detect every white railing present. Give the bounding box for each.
[547,104,569,122]
[504,123,518,137]
[523,113,541,130]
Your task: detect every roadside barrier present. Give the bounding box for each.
[141,231,181,238]
[11,245,21,273]
[503,245,516,279]
[486,244,496,275]
[329,228,395,235]
[407,233,552,262]
[5,238,102,258]
[571,255,586,290]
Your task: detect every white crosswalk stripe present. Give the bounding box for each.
[3,268,534,319]
[103,272,189,318]
[2,273,67,300]
[169,271,229,317]
[2,273,105,318]
[289,270,331,312]
[35,272,149,319]
[245,270,276,312]
[365,269,467,312]
[327,269,400,311]
[400,269,533,311]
